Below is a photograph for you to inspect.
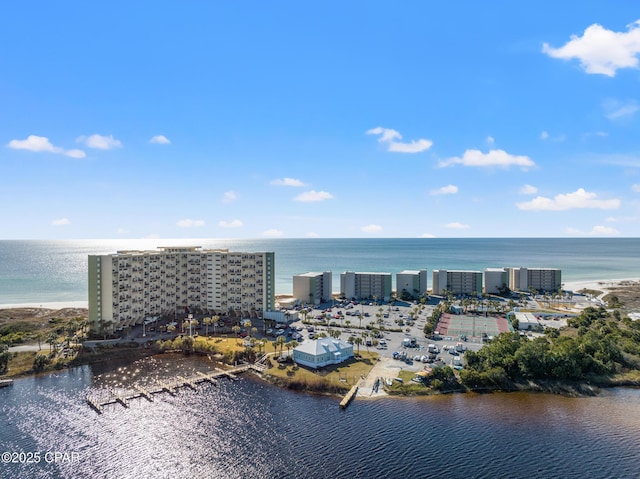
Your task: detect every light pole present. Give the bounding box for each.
[188,314,193,337]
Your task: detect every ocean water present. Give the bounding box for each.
[0,238,639,304]
[2,355,640,479]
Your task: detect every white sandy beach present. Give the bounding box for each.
[563,278,640,295]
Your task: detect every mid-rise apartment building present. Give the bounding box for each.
[484,268,508,295]
[432,269,483,296]
[88,247,275,336]
[396,270,428,299]
[292,271,333,305]
[340,271,392,302]
[507,267,562,293]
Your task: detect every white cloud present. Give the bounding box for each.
[218,219,243,228]
[149,135,171,144]
[271,177,306,187]
[632,184,640,193]
[420,233,436,238]
[116,228,128,234]
[77,134,122,150]
[520,184,538,195]
[7,135,86,158]
[262,228,284,237]
[306,232,320,238]
[444,222,470,229]
[604,99,639,120]
[9,135,60,153]
[222,191,237,203]
[486,136,495,145]
[540,131,549,140]
[439,149,535,169]
[294,190,334,202]
[51,218,70,226]
[430,185,458,195]
[542,20,640,76]
[387,139,433,153]
[591,225,619,235]
[365,127,401,142]
[517,188,620,211]
[65,149,86,158]
[361,224,382,233]
[176,219,205,227]
[366,126,433,154]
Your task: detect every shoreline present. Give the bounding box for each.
[1,277,639,311]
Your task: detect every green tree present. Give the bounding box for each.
[0,342,10,373]
[231,325,241,343]
[33,353,49,372]
[212,315,220,336]
[354,337,363,355]
[203,317,212,337]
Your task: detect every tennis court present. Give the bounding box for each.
[436,313,513,339]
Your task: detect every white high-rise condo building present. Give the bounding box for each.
[88,247,275,336]
[396,270,428,300]
[340,271,392,302]
[432,270,483,296]
[507,267,562,293]
[292,272,332,305]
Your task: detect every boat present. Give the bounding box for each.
[0,379,14,388]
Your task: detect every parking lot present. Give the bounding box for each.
[284,299,486,373]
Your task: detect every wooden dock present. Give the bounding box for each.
[86,364,255,413]
[339,385,358,409]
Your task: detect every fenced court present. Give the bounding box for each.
[436,313,513,339]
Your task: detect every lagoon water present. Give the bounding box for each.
[2,355,640,479]
[2,238,640,304]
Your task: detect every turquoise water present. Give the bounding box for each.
[0,238,639,304]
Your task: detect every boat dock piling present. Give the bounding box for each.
[339,385,358,409]
[135,385,154,402]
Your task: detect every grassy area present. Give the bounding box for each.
[3,351,38,377]
[265,351,379,394]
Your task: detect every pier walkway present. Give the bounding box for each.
[86,364,263,413]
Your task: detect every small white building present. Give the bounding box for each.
[512,311,541,331]
[293,338,354,369]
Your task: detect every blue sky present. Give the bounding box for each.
[2,1,640,239]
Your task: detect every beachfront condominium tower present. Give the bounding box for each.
[432,269,483,296]
[88,247,275,336]
[395,270,428,300]
[292,272,332,305]
[340,271,392,302]
[507,267,562,293]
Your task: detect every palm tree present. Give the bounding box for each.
[203,317,212,337]
[275,335,286,357]
[212,315,220,336]
[47,333,58,354]
[244,320,253,338]
[354,337,363,355]
[231,325,241,343]
[167,324,176,335]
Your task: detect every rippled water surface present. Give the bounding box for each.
[2,356,640,478]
